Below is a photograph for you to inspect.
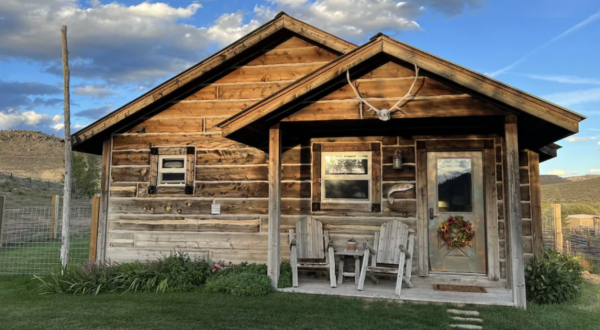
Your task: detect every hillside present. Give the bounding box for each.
[0,130,64,182]
[540,175,568,185]
[541,177,600,204]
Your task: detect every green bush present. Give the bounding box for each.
[525,250,584,304]
[35,251,212,295]
[278,259,292,288]
[206,273,274,297]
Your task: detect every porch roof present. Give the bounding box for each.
[218,34,585,160]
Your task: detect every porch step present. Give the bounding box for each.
[450,325,483,330]
[451,317,483,323]
[447,309,480,316]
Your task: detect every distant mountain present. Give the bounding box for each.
[541,177,600,204]
[0,130,64,182]
[540,174,600,186]
[540,175,569,185]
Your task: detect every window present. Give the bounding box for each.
[158,155,186,186]
[436,157,473,212]
[321,152,371,202]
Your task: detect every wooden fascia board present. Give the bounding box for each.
[72,14,356,146]
[282,16,356,54]
[220,40,384,136]
[381,38,582,133]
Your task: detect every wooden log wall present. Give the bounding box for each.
[518,150,544,263]
[495,137,508,279]
[104,43,509,285]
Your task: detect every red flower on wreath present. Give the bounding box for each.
[437,215,475,249]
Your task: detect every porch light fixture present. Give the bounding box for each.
[393,149,403,170]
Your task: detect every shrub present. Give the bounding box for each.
[278,260,292,288]
[525,250,583,304]
[206,273,274,297]
[35,251,212,295]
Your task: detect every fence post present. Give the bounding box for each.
[0,196,4,248]
[553,204,563,252]
[89,194,100,262]
[50,195,60,239]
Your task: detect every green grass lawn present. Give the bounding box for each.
[0,238,90,275]
[1,276,599,330]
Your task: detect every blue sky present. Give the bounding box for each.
[0,0,598,176]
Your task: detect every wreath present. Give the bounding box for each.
[438,215,475,249]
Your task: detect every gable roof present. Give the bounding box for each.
[71,12,356,154]
[218,34,585,153]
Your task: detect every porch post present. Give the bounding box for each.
[505,116,527,309]
[267,124,282,287]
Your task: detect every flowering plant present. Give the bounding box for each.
[438,215,475,249]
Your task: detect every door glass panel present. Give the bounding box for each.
[437,158,472,212]
[324,180,369,199]
[324,155,369,175]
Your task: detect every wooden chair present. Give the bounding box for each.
[289,216,336,288]
[357,220,415,296]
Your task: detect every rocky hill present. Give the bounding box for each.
[0,130,64,182]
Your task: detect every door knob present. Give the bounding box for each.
[429,208,439,220]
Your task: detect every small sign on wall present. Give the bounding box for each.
[211,203,221,215]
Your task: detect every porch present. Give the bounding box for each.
[279,275,514,306]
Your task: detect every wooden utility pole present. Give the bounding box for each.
[60,25,72,270]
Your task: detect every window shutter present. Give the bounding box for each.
[311,143,321,212]
[371,142,382,212]
[148,147,158,194]
[185,147,195,195]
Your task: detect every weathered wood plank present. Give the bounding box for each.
[195,166,268,181]
[155,100,254,118]
[97,139,111,262]
[382,183,416,199]
[322,77,463,101]
[311,136,398,145]
[504,117,526,309]
[282,96,505,122]
[528,151,543,258]
[194,182,310,198]
[268,124,282,287]
[109,219,260,233]
[111,167,149,183]
[109,198,311,215]
[112,151,150,166]
[416,146,428,276]
[113,134,247,150]
[196,149,267,165]
[110,185,137,197]
[245,46,338,66]
[126,118,203,134]
[282,147,311,164]
[382,165,416,181]
[281,165,311,180]
[215,62,326,84]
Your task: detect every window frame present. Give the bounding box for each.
[157,155,187,186]
[320,151,372,204]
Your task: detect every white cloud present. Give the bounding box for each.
[73,84,115,98]
[542,88,600,107]
[0,110,62,130]
[566,136,587,142]
[589,169,600,173]
[548,169,579,176]
[0,1,257,85]
[598,141,600,148]
[256,0,482,39]
[488,9,600,77]
[526,74,600,85]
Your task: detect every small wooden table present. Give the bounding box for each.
[335,250,364,285]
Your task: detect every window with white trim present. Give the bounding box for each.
[158,155,186,186]
[321,152,371,203]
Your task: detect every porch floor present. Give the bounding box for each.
[279,276,515,307]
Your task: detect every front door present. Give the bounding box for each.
[427,151,486,274]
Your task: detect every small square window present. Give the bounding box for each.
[321,152,371,203]
[158,155,186,185]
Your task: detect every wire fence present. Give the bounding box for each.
[0,197,93,275]
[542,204,600,263]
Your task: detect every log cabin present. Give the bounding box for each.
[72,12,585,308]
